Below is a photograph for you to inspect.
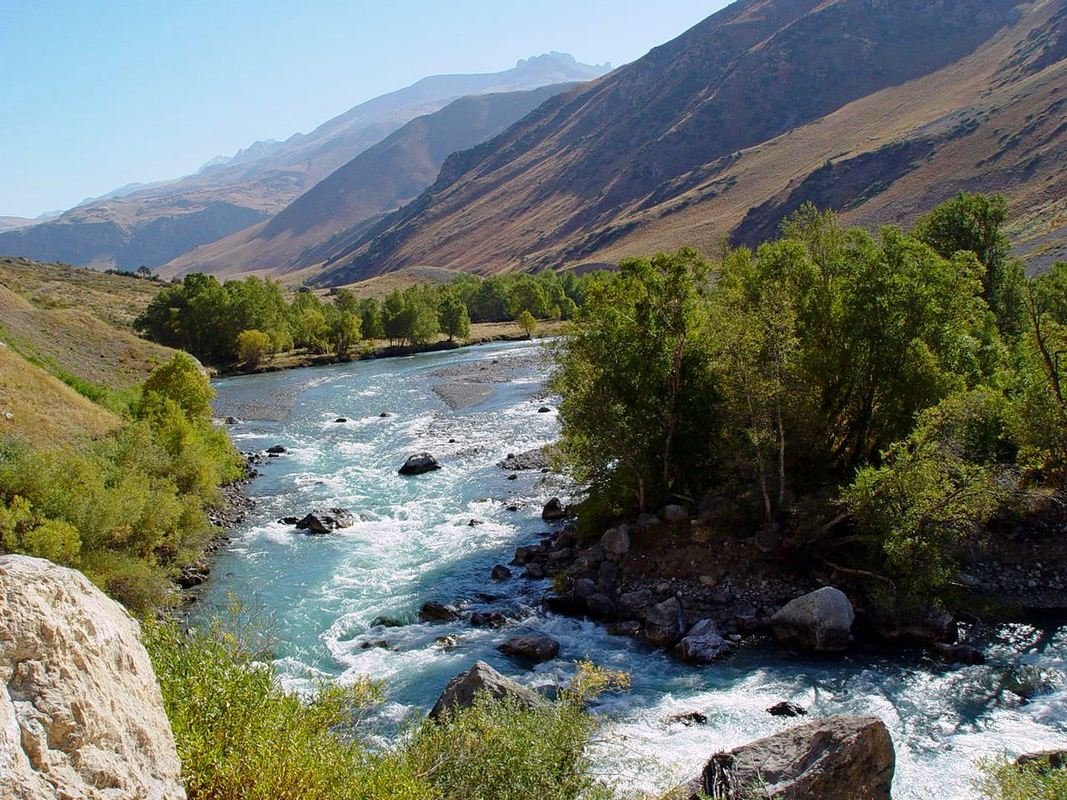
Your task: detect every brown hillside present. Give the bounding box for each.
[315,0,1065,284]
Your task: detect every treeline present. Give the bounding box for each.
[551,193,1067,602]
[0,354,242,611]
[135,271,595,367]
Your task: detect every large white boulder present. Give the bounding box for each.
[771,586,855,652]
[0,555,185,800]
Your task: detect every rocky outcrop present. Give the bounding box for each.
[295,507,356,533]
[0,555,185,800]
[542,498,567,521]
[702,715,895,800]
[429,660,541,721]
[399,452,441,475]
[771,586,855,652]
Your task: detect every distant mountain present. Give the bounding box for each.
[161,83,580,280]
[0,53,610,270]
[315,0,1065,285]
[0,217,39,233]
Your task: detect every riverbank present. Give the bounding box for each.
[214,320,564,378]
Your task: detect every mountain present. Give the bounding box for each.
[314,0,1066,285]
[0,53,610,270]
[160,83,581,280]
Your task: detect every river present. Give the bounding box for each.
[196,339,1067,798]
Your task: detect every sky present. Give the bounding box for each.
[0,0,730,218]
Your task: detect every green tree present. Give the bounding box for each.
[439,292,471,341]
[140,353,214,421]
[236,329,272,368]
[517,310,537,339]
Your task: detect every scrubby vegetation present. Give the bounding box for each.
[550,193,1066,606]
[135,271,594,366]
[979,756,1067,800]
[0,353,241,611]
[145,614,621,800]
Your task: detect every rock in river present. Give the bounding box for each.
[701,715,895,800]
[429,661,541,720]
[771,586,855,653]
[675,619,731,664]
[542,497,567,521]
[644,597,684,647]
[497,633,561,663]
[295,508,356,534]
[399,452,441,475]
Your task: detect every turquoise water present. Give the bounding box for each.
[199,340,1067,798]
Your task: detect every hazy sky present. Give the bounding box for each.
[0,1,730,218]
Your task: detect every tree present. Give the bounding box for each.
[517,310,537,339]
[236,329,272,368]
[439,293,471,341]
[140,353,214,422]
[549,248,718,513]
[330,312,362,359]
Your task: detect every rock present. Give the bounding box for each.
[755,523,785,554]
[468,519,482,527]
[0,555,184,800]
[360,640,392,650]
[702,715,895,800]
[399,452,441,475]
[372,616,404,628]
[661,504,689,524]
[538,406,551,413]
[419,602,460,622]
[429,661,541,720]
[619,589,655,619]
[525,563,546,579]
[470,611,509,628]
[542,498,567,521]
[666,711,709,727]
[635,512,662,531]
[606,620,642,637]
[278,515,300,525]
[266,444,287,454]
[434,635,459,649]
[334,417,348,423]
[1016,749,1067,770]
[675,619,731,664]
[507,473,518,481]
[497,447,550,471]
[597,560,621,593]
[295,508,356,534]
[379,411,391,417]
[573,578,598,599]
[601,527,631,557]
[767,701,808,718]
[644,597,684,647]
[543,593,585,615]
[497,633,560,663]
[933,642,985,665]
[490,564,513,581]
[771,586,855,652]
[225,416,240,424]
[585,593,617,619]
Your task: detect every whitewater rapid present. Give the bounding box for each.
[198,339,1067,798]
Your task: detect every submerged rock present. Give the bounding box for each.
[399,452,441,475]
[665,710,709,727]
[295,508,356,534]
[0,555,185,800]
[429,661,541,720]
[497,633,560,663]
[771,586,855,652]
[490,564,513,581]
[702,715,895,800]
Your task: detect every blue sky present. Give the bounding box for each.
[0,1,729,218]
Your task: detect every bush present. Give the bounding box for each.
[145,617,619,800]
[978,756,1067,800]
[237,329,272,368]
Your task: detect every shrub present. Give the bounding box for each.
[237,329,272,368]
[978,756,1067,800]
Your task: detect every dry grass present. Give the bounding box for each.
[0,344,119,449]
[0,265,178,391]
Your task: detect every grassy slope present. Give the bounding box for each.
[0,344,119,448]
[0,257,178,391]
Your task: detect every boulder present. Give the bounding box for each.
[573,578,598,599]
[661,504,689,524]
[497,633,560,663]
[585,593,617,619]
[224,416,240,424]
[266,444,287,454]
[470,611,509,629]
[601,526,631,557]
[702,715,895,800]
[372,616,405,628]
[666,711,709,727]
[399,452,441,475]
[334,417,348,423]
[538,406,552,413]
[933,642,985,665]
[0,555,184,800]
[771,586,855,652]
[606,620,642,637]
[675,619,731,664]
[429,661,541,720]
[644,597,684,647]
[542,498,567,521]
[619,589,655,620]
[767,701,808,718]
[295,508,356,534]
[419,602,460,622]
[597,560,621,593]
[490,564,513,581]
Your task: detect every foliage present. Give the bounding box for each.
[237,329,272,368]
[518,310,538,339]
[145,613,618,800]
[978,756,1067,800]
[439,291,471,341]
[0,355,241,612]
